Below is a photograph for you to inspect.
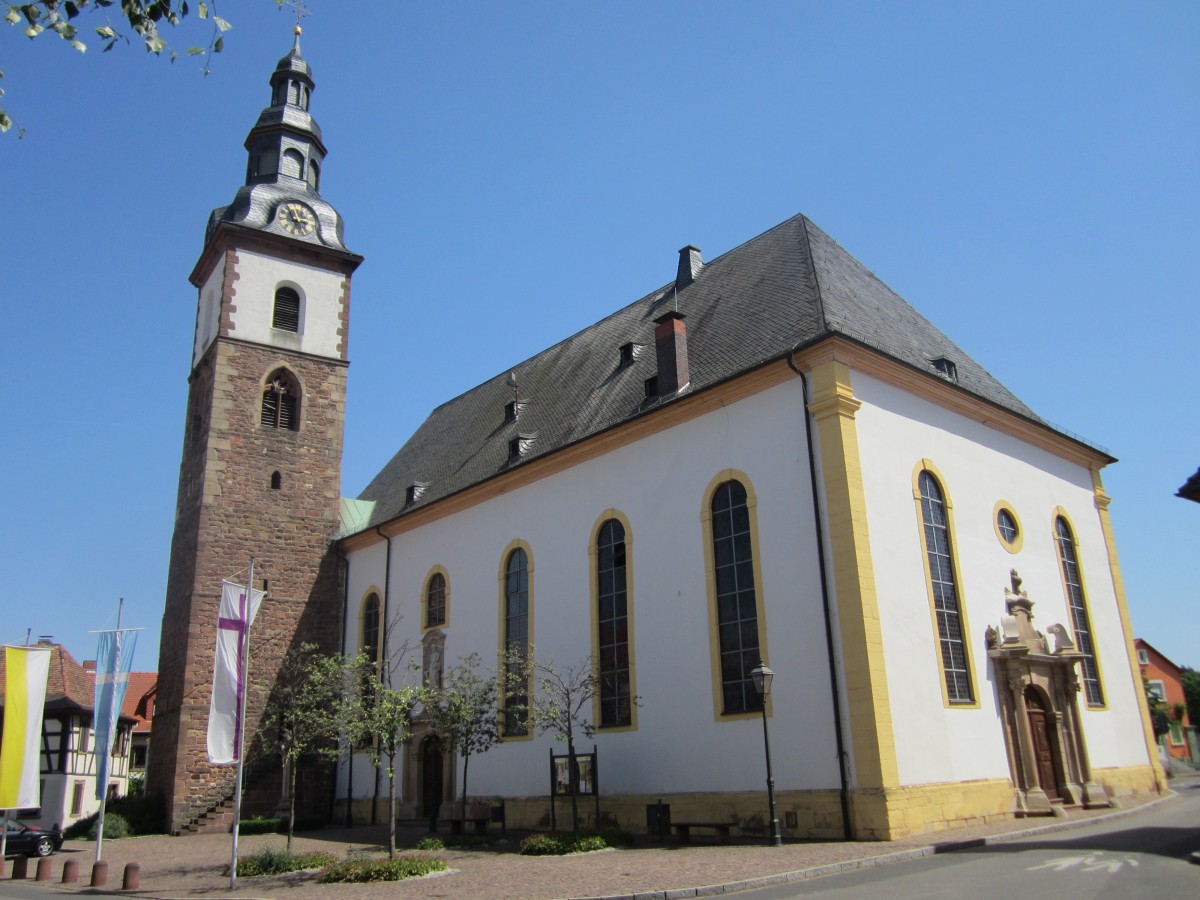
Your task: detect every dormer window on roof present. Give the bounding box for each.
[619,342,635,367]
[508,435,533,464]
[931,356,958,382]
[405,483,429,506]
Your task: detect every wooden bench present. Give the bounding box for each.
[445,815,490,836]
[671,821,734,845]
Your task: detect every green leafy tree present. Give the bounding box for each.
[505,650,620,834]
[1181,667,1200,733]
[1145,678,1170,739]
[1,1,288,134]
[347,648,423,859]
[259,643,353,853]
[423,654,500,820]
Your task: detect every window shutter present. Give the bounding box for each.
[273,288,300,332]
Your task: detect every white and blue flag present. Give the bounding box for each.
[92,629,138,799]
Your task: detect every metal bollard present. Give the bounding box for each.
[11,857,29,879]
[36,858,52,881]
[122,862,141,890]
[62,859,79,883]
[90,859,109,887]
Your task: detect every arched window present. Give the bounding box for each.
[918,470,974,703]
[361,593,380,662]
[270,471,282,490]
[711,480,762,714]
[426,571,447,628]
[503,547,530,736]
[261,369,300,431]
[281,148,304,179]
[272,286,301,332]
[596,519,631,727]
[307,159,320,192]
[1055,516,1103,705]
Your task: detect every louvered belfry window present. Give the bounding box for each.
[261,370,299,431]
[272,287,300,332]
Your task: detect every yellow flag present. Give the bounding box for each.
[0,646,52,809]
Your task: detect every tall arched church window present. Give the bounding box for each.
[272,287,301,332]
[503,547,530,736]
[281,148,304,179]
[426,572,447,628]
[261,369,300,431]
[710,480,762,714]
[917,470,974,703]
[596,519,631,727]
[361,593,381,664]
[1055,516,1103,705]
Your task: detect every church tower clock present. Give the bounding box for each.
[148,29,363,833]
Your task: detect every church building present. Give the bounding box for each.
[152,35,1163,840]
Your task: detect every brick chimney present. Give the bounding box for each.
[676,245,703,289]
[654,311,689,395]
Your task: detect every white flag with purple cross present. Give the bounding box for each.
[206,580,265,765]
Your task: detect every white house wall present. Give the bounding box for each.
[341,378,842,805]
[851,371,1149,787]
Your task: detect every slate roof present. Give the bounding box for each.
[352,212,1078,534]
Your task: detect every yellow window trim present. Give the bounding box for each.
[1051,507,1107,710]
[421,564,451,632]
[992,499,1024,554]
[588,509,638,732]
[912,460,981,710]
[700,469,772,723]
[497,539,535,741]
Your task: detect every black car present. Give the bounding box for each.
[3,818,63,857]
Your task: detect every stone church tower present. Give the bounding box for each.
[147,30,362,833]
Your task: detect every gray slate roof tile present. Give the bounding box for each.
[353,213,1046,533]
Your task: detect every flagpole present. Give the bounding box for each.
[93,599,123,865]
[229,557,255,890]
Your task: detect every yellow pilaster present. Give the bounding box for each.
[807,360,899,793]
[1090,469,1167,791]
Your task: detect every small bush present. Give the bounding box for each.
[238,817,284,836]
[519,831,623,855]
[87,812,130,840]
[230,847,336,876]
[415,836,445,851]
[444,833,502,849]
[317,856,448,883]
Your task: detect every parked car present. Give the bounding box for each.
[3,818,63,857]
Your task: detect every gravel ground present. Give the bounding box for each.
[1,789,1176,900]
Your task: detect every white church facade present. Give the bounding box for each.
[334,214,1163,840]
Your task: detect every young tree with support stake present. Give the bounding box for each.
[259,643,351,854]
[423,653,500,824]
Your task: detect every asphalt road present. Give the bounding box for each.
[744,781,1200,899]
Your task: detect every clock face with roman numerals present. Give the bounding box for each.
[278,201,316,236]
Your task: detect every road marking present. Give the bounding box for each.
[1027,852,1140,874]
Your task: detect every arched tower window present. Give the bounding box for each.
[1055,516,1103,705]
[272,286,301,332]
[307,159,320,192]
[270,471,282,490]
[917,470,974,703]
[503,547,530,736]
[261,369,300,431]
[596,518,631,727]
[710,479,762,714]
[426,571,447,629]
[281,148,304,179]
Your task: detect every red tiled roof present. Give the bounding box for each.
[121,672,158,734]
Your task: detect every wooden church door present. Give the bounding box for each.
[1025,688,1060,800]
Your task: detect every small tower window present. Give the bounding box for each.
[307,159,320,192]
[273,287,301,332]
[261,369,300,431]
[281,148,304,179]
[270,471,282,490]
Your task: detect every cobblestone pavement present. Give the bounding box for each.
[0,789,1180,900]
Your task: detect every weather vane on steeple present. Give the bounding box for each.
[284,0,311,31]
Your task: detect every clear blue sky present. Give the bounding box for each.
[2,2,1196,673]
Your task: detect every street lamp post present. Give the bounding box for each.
[750,661,782,846]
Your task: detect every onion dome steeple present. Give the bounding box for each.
[205,27,350,252]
